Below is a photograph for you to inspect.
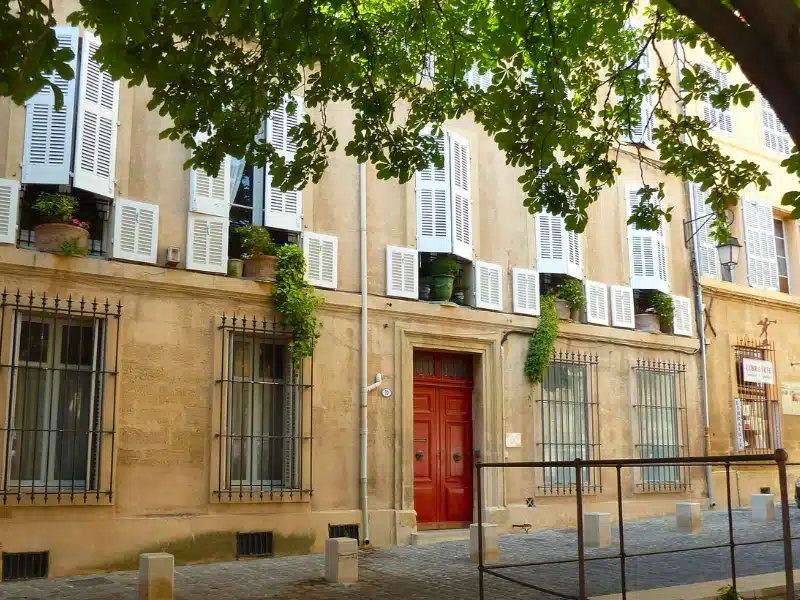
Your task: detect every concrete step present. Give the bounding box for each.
[409,528,470,545]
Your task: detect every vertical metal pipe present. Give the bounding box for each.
[359,161,370,544]
[219,314,227,501]
[616,464,627,600]
[108,300,121,502]
[777,449,795,600]
[576,459,586,600]
[476,458,484,600]
[725,462,737,590]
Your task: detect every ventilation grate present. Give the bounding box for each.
[328,524,360,541]
[236,532,273,558]
[2,552,49,581]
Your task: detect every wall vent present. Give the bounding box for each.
[236,532,273,558]
[2,551,49,581]
[328,523,360,541]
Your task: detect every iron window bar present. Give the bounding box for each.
[733,337,778,453]
[0,290,121,505]
[215,314,313,502]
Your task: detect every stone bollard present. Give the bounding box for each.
[752,493,776,523]
[676,502,702,533]
[584,513,611,548]
[325,537,358,583]
[470,523,499,563]
[139,553,174,600]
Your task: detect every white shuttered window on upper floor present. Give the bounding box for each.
[304,232,338,289]
[609,285,635,329]
[619,31,655,149]
[672,295,692,337]
[386,246,418,299]
[584,281,609,326]
[699,64,732,134]
[474,261,502,311]
[689,183,720,279]
[535,210,582,279]
[265,96,304,232]
[416,129,472,260]
[762,97,792,156]
[0,178,21,245]
[186,214,228,273]
[626,185,668,293]
[742,198,779,291]
[190,132,231,218]
[112,198,159,264]
[512,268,540,316]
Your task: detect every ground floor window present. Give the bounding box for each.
[216,314,312,501]
[733,338,779,453]
[539,351,600,494]
[0,290,119,503]
[633,359,689,490]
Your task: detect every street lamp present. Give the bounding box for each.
[716,236,742,273]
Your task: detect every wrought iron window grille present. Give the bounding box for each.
[538,351,601,495]
[632,359,689,491]
[215,314,313,502]
[733,337,779,453]
[0,290,121,505]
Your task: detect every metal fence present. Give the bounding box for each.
[476,451,796,600]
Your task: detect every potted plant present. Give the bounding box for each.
[33,193,90,254]
[430,256,460,301]
[635,291,673,333]
[452,284,467,305]
[557,278,584,321]
[238,225,278,280]
[227,258,244,278]
[419,276,432,300]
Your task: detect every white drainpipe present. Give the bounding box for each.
[360,161,382,545]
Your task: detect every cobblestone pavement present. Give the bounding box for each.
[3,509,800,600]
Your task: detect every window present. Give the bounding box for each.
[633,360,688,491]
[699,63,732,134]
[0,291,119,504]
[216,315,312,501]
[539,352,600,495]
[734,338,779,453]
[626,185,668,293]
[762,97,792,156]
[619,25,655,147]
[535,209,583,279]
[742,198,779,291]
[774,219,790,294]
[690,183,720,279]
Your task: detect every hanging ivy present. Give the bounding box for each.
[272,244,323,367]
[524,294,559,384]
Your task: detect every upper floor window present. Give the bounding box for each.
[699,64,732,135]
[619,23,655,148]
[742,198,781,292]
[762,98,792,156]
[773,219,790,294]
[625,185,668,294]
[689,183,721,280]
[21,28,120,199]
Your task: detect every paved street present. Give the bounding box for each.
[2,509,800,599]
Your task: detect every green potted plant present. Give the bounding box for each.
[238,225,278,280]
[430,256,460,301]
[635,291,673,333]
[33,193,90,254]
[557,278,585,321]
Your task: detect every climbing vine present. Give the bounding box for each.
[272,244,323,367]
[524,294,559,384]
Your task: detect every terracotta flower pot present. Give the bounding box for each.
[34,223,89,253]
[635,313,660,333]
[554,298,571,320]
[243,255,278,280]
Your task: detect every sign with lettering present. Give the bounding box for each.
[781,382,800,416]
[734,398,745,450]
[742,358,774,384]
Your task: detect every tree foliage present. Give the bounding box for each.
[3,0,800,238]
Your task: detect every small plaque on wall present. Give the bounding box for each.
[782,382,800,416]
[505,432,522,448]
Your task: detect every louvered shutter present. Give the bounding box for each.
[303,232,338,289]
[416,129,451,252]
[690,183,720,279]
[0,178,21,244]
[185,214,228,273]
[21,26,79,185]
[512,268,540,316]
[449,132,472,260]
[610,285,635,329]
[672,295,693,337]
[422,54,435,79]
[465,63,491,91]
[762,97,791,155]
[73,32,120,198]
[627,185,669,293]
[536,211,582,278]
[112,198,159,264]
[700,64,732,134]
[584,281,609,325]
[742,198,779,291]
[567,229,583,278]
[190,133,231,217]
[386,246,418,299]
[716,70,732,134]
[264,95,303,231]
[474,261,502,311]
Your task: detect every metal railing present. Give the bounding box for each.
[476,450,796,600]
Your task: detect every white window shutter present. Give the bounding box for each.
[0,178,21,244]
[700,64,732,134]
[465,63,491,91]
[73,32,120,198]
[264,95,303,231]
[512,268,540,316]
[610,285,635,329]
[690,183,720,279]
[449,132,472,260]
[21,26,79,185]
[742,198,779,291]
[762,97,791,155]
[303,232,338,289]
[584,281,609,326]
[416,129,451,253]
[567,229,583,279]
[627,184,669,293]
[672,295,693,337]
[190,132,231,217]
[474,261,503,311]
[185,214,228,273]
[716,70,733,134]
[112,198,159,264]
[386,245,418,299]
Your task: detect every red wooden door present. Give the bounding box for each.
[413,384,473,526]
